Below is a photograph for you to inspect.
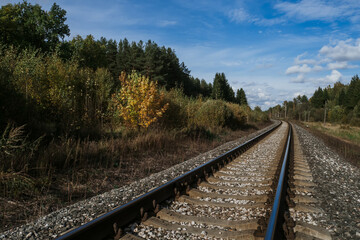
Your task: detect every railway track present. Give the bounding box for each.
[57,121,332,240]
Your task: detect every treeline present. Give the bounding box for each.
[0,1,252,136]
[269,75,360,126]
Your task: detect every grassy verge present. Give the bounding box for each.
[305,122,360,145]
[0,121,270,232]
[298,121,360,167]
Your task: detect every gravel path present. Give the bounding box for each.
[294,124,360,240]
[0,121,279,240]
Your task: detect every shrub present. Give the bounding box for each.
[328,105,345,123]
[185,98,203,127]
[111,71,168,130]
[225,103,247,129]
[248,106,269,123]
[160,88,189,129]
[194,100,233,129]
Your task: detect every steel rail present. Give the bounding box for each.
[265,123,292,240]
[56,121,281,240]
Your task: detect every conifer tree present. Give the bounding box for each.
[212,73,233,101]
[311,87,324,108]
[236,88,248,105]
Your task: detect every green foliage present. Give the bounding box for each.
[344,75,360,110]
[211,73,235,102]
[328,105,346,123]
[225,103,247,128]
[160,89,205,129]
[278,75,360,126]
[0,1,70,51]
[311,87,325,108]
[70,35,107,70]
[0,46,113,134]
[160,89,189,128]
[249,106,269,123]
[236,88,248,106]
[194,100,234,129]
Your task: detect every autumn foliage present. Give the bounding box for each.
[111,71,168,129]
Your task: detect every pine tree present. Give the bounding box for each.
[338,88,346,106]
[212,73,226,100]
[311,87,324,108]
[211,73,233,101]
[344,75,360,110]
[239,88,248,105]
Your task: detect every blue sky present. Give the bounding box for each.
[3,0,360,109]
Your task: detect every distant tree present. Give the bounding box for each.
[0,1,70,51]
[143,40,163,82]
[236,88,248,105]
[104,38,119,82]
[311,87,325,108]
[344,75,360,110]
[301,95,309,104]
[254,106,262,112]
[338,88,346,106]
[200,79,211,97]
[212,73,234,102]
[323,88,329,102]
[70,35,107,70]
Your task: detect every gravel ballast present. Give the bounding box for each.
[129,122,288,239]
[294,124,360,240]
[0,121,279,240]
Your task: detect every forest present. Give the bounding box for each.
[0,2,271,228]
[268,75,360,126]
[0,1,253,137]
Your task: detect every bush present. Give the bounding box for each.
[110,71,168,130]
[328,105,345,123]
[248,106,269,123]
[0,46,113,136]
[225,103,247,129]
[312,108,324,122]
[160,89,189,129]
[194,100,233,129]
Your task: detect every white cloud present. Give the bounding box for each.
[294,53,318,65]
[228,8,285,26]
[228,8,250,23]
[316,70,342,83]
[320,39,360,61]
[326,70,342,83]
[158,20,177,27]
[327,61,359,70]
[313,65,324,71]
[254,63,273,70]
[220,61,243,67]
[275,0,359,22]
[285,64,312,74]
[290,74,306,83]
[253,17,286,26]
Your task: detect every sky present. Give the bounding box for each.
[2,0,360,109]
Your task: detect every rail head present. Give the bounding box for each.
[265,123,292,240]
[56,121,282,240]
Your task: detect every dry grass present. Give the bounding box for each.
[0,122,270,231]
[298,121,360,167]
[306,122,360,146]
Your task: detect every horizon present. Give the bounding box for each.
[2,0,360,109]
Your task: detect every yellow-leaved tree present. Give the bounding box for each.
[111,71,168,129]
